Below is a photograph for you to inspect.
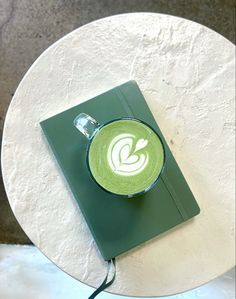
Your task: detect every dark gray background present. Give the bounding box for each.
[0,0,235,244]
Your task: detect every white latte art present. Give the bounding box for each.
[107,133,149,176]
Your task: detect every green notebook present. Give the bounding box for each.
[40,80,200,261]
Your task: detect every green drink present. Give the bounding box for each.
[88,119,164,196]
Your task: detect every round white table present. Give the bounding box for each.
[2,13,235,297]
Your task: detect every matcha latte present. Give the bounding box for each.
[88,119,164,196]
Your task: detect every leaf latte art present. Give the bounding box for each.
[88,119,164,196]
[107,134,149,176]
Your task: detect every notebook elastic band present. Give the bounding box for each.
[161,173,188,220]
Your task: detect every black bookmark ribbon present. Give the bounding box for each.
[88,258,116,299]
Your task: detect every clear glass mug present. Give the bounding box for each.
[74,113,165,197]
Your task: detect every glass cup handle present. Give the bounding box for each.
[74,113,100,140]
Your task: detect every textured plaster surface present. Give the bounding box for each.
[1,13,235,297]
[0,0,235,245]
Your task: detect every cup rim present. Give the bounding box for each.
[86,117,166,198]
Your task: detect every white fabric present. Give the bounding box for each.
[0,245,235,299]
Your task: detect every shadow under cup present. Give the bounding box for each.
[74,114,165,198]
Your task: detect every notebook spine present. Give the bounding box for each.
[40,122,107,259]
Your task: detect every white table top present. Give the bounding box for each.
[2,13,235,297]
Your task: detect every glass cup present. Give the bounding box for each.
[74,113,165,197]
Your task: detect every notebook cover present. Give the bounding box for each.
[40,80,200,260]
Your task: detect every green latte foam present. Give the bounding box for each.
[88,119,164,196]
